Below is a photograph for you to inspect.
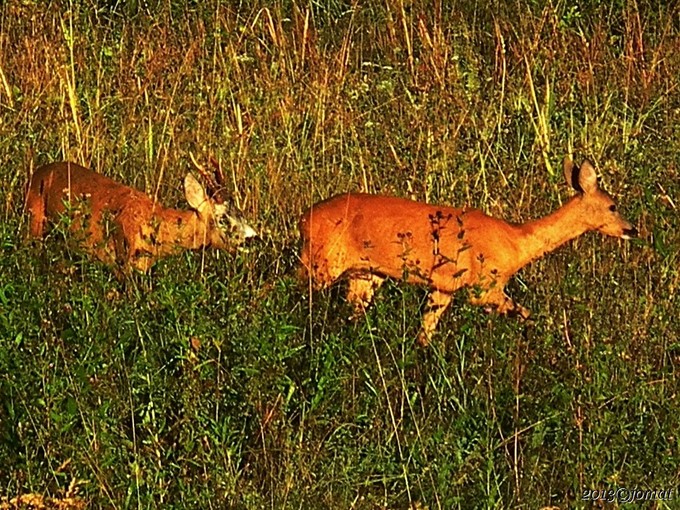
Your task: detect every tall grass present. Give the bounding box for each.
[0,1,678,508]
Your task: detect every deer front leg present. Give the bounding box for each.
[468,288,530,320]
[347,273,385,318]
[417,290,453,346]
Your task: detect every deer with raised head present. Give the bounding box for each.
[26,160,257,273]
[299,157,637,345]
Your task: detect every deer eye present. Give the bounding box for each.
[609,205,617,212]
[216,215,230,230]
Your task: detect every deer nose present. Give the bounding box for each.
[622,226,638,238]
[228,215,258,240]
[242,223,258,239]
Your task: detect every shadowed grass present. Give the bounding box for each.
[0,1,679,508]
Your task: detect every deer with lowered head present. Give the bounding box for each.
[26,160,257,273]
[299,157,637,345]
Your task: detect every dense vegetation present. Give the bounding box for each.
[0,1,678,508]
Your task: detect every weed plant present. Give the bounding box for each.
[0,1,678,508]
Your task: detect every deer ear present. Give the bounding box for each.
[184,174,208,210]
[577,159,599,194]
[563,157,577,190]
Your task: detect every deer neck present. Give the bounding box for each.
[513,195,591,270]
[154,207,209,251]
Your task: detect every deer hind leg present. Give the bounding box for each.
[418,290,453,346]
[468,288,531,320]
[28,211,46,238]
[26,194,46,238]
[299,246,344,291]
[347,273,385,318]
[298,240,315,282]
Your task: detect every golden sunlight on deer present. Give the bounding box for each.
[299,157,637,345]
[26,161,257,273]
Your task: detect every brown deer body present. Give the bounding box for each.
[299,158,637,344]
[26,161,256,273]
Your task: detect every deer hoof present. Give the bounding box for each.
[416,330,431,347]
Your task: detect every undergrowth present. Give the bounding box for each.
[0,1,678,508]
